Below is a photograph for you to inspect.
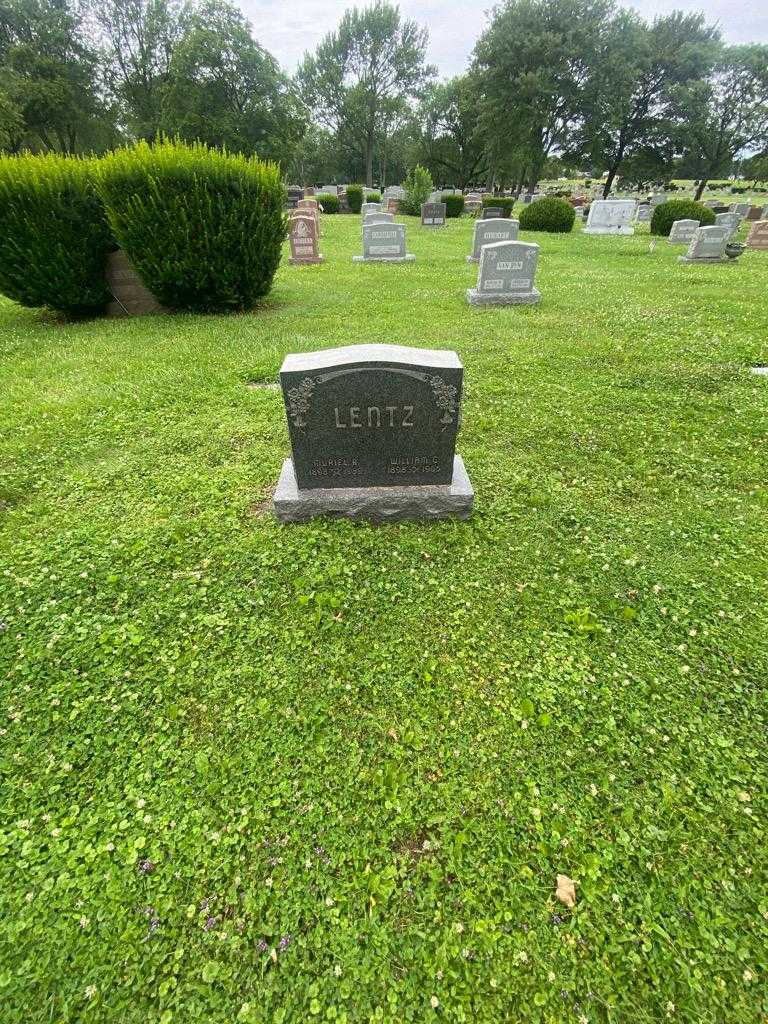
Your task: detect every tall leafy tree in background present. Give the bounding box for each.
[93,0,187,140]
[297,1,434,186]
[0,0,113,151]
[472,0,609,192]
[163,0,305,163]
[675,45,768,199]
[417,76,487,187]
[570,11,719,197]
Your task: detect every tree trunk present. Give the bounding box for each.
[365,132,374,188]
[694,178,707,201]
[602,164,619,199]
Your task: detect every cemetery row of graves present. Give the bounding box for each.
[1,144,767,1022]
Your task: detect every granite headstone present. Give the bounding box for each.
[668,218,700,245]
[353,223,415,263]
[273,344,473,522]
[288,215,324,265]
[467,218,519,262]
[467,240,540,306]
[584,199,636,235]
[105,249,164,316]
[746,219,768,250]
[678,225,730,263]
[421,201,447,226]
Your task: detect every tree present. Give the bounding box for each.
[570,11,719,197]
[297,1,434,187]
[93,0,188,140]
[472,0,610,192]
[416,76,487,187]
[0,0,112,152]
[163,0,305,164]
[675,45,768,199]
[742,150,768,186]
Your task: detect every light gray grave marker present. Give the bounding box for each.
[467,240,540,306]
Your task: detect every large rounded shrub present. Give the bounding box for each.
[346,184,363,213]
[316,193,340,213]
[0,154,113,315]
[519,196,575,233]
[442,193,465,217]
[650,199,715,237]
[97,139,285,313]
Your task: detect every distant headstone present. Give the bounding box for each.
[762,204,768,220]
[467,240,541,306]
[273,344,474,523]
[634,205,652,223]
[361,202,382,217]
[286,186,304,209]
[288,215,324,265]
[421,202,447,226]
[482,207,504,219]
[467,218,519,262]
[295,200,321,235]
[321,185,338,196]
[731,202,751,217]
[427,191,442,204]
[650,194,667,206]
[746,219,768,250]
[464,199,482,214]
[668,218,700,245]
[353,223,415,263]
[678,225,730,264]
[583,199,636,235]
[714,212,741,240]
[363,212,395,225]
[105,249,164,316]
[746,206,763,221]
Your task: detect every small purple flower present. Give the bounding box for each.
[279,934,292,951]
[550,913,563,926]
[204,916,218,931]
[258,939,268,953]
[138,859,155,875]
[199,897,211,912]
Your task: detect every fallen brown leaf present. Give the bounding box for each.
[556,873,577,908]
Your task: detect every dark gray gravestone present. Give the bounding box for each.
[421,202,447,226]
[482,207,504,219]
[286,186,304,209]
[105,250,164,317]
[273,345,473,522]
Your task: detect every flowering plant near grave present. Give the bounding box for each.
[0,153,113,315]
[651,199,715,237]
[97,139,285,312]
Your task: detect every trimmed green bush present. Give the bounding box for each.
[519,196,575,233]
[651,199,715,237]
[97,139,285,313]
[442,193,465,217]
[346,184,363,214]
[399,166,434,216]
[316,193,340,213]
[365,191,381,203]
[0,153,113,315]
[482,195,515,217]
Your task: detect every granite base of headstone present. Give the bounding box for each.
[466,240,541,306]
[105,249,165,316]
[273,344,473,523]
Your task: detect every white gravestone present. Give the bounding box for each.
[584,199,636,235]
[678,225,730,264]
[320,185,338,197]
[353,223,415,263]
[668,219,700,245]
[634,205,652,223]
[467,219,519,262]
[467,240,540,306]
[361,202,382,218]
[363,212,395,225]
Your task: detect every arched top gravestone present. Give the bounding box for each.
[273,345,473,523]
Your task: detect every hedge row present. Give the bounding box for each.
[0,140,285,315]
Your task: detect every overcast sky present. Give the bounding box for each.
[239,0,768,79]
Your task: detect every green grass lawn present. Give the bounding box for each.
[1,214,767,1024]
